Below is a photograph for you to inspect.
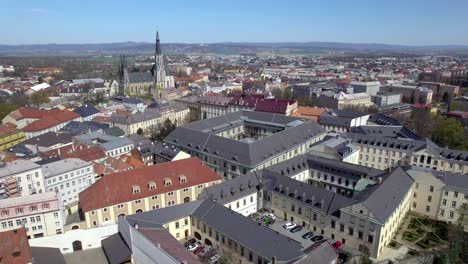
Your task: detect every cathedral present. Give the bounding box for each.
[119,31,175,99]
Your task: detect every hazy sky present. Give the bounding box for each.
[1,0,468,45]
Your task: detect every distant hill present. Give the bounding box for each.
[1,41,468,55]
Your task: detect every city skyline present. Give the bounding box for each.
[1,0,468,45]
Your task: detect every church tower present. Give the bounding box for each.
[153,31,166,98]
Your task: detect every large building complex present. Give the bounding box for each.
[79,157,222,228]
[165,111,326,179]
[0,159,45,197]
[380,84,433,105]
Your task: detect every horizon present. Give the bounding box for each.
[1,0,468,46]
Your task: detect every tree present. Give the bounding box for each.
[30,91,50,105]
[0,103,19,122]
[431,118,468,151]
[149,118,177,141]
[283,87,292,99]
[9,94,29,107]
[442,92,450,103]
[271,88,283,98]
[137,128,144,136]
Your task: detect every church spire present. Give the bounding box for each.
[155,31,161,55]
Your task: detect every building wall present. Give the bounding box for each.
[14,167,46,196]
[0,130,25,150]
[438,187,468,224]
[84,180,221,228]
[0,194,65,239]
[410,175,444,219]
[45,164,95,206]
[225,193,258,217]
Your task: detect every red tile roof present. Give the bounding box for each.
[12,108,80,132]
[254,99,296,114]
[79,157,221,212]
[291,106,327,122]
[0,124,21,137]
[40,143,106,162]
[0,228,32,264]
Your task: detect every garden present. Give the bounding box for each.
[402,217,448,250]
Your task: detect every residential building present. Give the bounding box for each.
[165,110,326,179]
[74,131,134,157]
[309,135,360,165]
[73,104,101,121]
[254,98,298,116]
[2,108,81,139]
[318,109,370,132]
[380,84,433,105]
[371,92,401,106]
[42,158,94,206]
[79,157,222,228]
[0,159,45,197]
[0,192,65,238]
[343,132,468,173]
[291,106,327,122]
[199,96,232,119]
[350,81,381,96]
[417,81,459,99]
[319,92,374,110]
[0,228,32,264]
[110,104,189,135]
[0,123,25,150]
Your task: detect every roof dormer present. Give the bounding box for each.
[148,181,156,190]
[132,185,140,194]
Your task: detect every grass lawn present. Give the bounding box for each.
[403,231,422,242]
[388,240,402,250]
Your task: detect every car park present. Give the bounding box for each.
[332,241,343,249]
[187,242,200,252]
[193,245,205,255]
[311,235,324,242]
[283,222,297,230]
[198,246,212,256]
[301,231,314,239]
[290,225,303,233]
[266,213,277,220]
[208,254,220,263]
[184,238,197,247]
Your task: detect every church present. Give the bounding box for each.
[119,31,175,99]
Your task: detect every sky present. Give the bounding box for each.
[1,0,468,45]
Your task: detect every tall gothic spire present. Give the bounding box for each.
[155,31,161,55]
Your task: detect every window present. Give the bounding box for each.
[428,196,432,202]
[148,181,156,190]
[442,199,447,206]
[440,209,445,216]
[449,211,454,219]
[175,222,180,229]
[451,201,457,208]
[426,206,430,212]
[358,231,363,240]
[117,204,124,209]
[429,186,434,192]
[132,185,140,194]
[30,206,37,211]
[331,221,336,228]
[368,235,374,243]
[340,224,344,232]
[454,192,459,198]
[103,208,108,212]
[167,192,174,196]
[135,199,141,204]
[151,195,158,200]
[16,208,23,214]
[164,178,172,186]
[349,227,354,236]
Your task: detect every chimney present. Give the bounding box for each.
[134,224,139,230]
[378,177,383,184]
[272,256,277,264]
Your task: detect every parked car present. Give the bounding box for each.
[301,231,314,239]
[290,225,303,233]
[193,245,205,255]
[332,241,343,249]
[311,235,324,242]
[188,242,201,252]
[199,246,212,256]
[209,255,220,264]
[283,222,297,230]
[184,238,197,247]
[266,213,277,220]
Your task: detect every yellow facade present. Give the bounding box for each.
[0,130,25,150]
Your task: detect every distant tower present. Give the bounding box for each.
[118,54,126,96]
[153,31,166,97]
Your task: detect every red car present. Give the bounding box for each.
[193,246,205,255]
[332,241,342,249]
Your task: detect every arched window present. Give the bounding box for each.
[194,232,202,240]
[184,197,191,203]
[135,209,143,214]
[72,240,83,251]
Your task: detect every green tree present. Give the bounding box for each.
[283,87,292,99]
[9,94,29,107]
[30,91,50,105]
[0,103,19,122]
[442,92,449,103]
[271,88,283,98]
[137,128,144,135]
[431,118,468,150]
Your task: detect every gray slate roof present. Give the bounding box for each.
[198,172,260,204]
[350,125,421,140]
[127,72,153,83]
[165,111,325,167]
[73,104,100,117]
[30,247,66,264]
[353,167,414,222]
[192,199,305,262]
[101,233,131,264]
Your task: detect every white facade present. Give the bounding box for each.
[225,193,258,216]
[0,192,65,239]
[25,117,80,139]
[0,159,46,197]
[42,158,94,206]
[28,224,118,254]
